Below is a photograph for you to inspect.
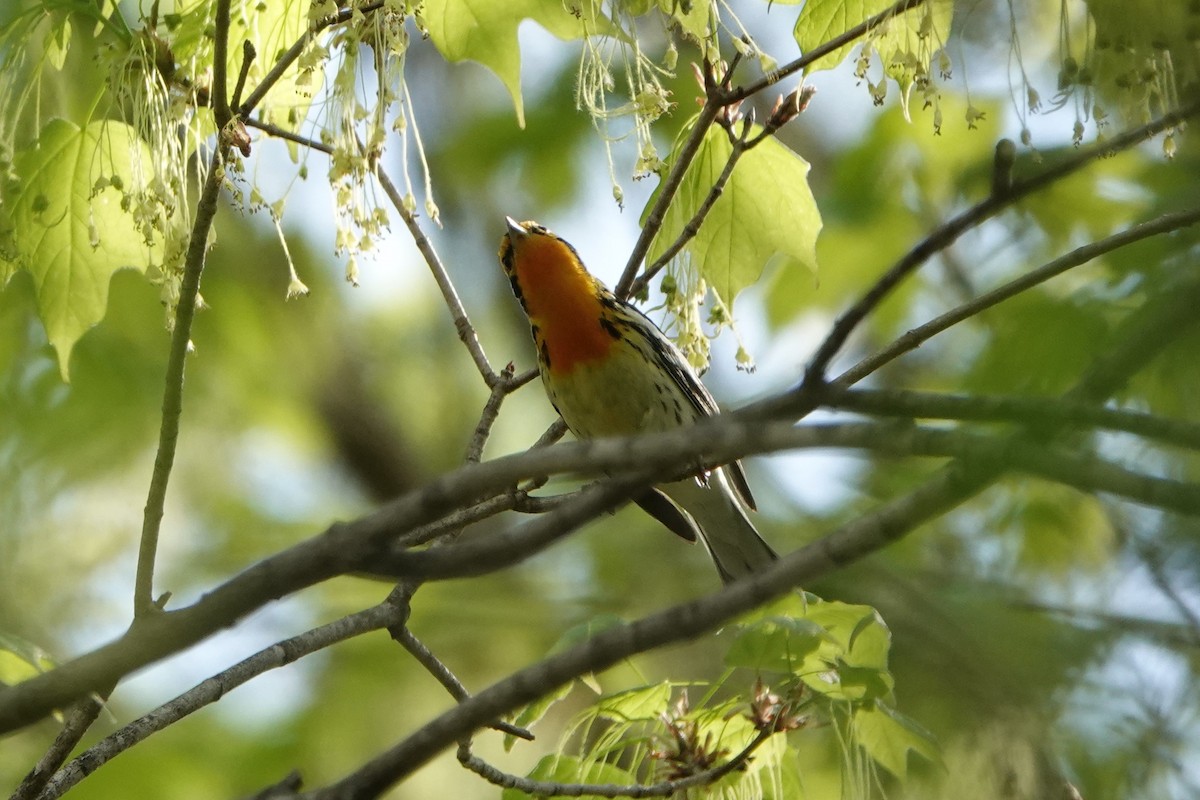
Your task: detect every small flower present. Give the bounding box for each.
[869,79,887,106]
[965,104,986,129]
[286,276,310,299]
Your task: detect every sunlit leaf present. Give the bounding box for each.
[725,615,827,674]
[4,119,161,380]
[45,14,71,71]
[424,0,606,128]
[594,681,674,722]
[646,122,821,308]
[794,0,953,79]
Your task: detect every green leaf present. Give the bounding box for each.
[730,595,895,701]
[646,122,821,308]
[172,0,314,132]
[593,681,674,722]
[3,118,161,380]
[502,755,638,800]
[506,680,575,751]
[795,0,954,79]
[46,14,71,71]
[725,615,827,674]
[657,0,713,47]
[424,0,603,127]
[852,702,941,780]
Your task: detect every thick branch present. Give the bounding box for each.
[825,387,1200,452]
[265,268,1200,800]
[9,414,1200,733]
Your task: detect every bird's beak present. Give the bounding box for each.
[504,216,527,239]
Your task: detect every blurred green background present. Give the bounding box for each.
[4,0,1200,798]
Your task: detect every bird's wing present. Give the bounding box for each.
[616,297,758,511]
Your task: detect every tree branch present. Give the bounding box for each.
[824,387,1200,452]
[800,97,1200,389]
[731,0,930,101]
[134,146,226,617]
[262,269,1200,799]
[37,602,408,799]
[832,205,1200,388]
[12,408,1200,734]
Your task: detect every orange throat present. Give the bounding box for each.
[515,238,615,374]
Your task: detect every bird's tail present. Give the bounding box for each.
[661,470,778,584]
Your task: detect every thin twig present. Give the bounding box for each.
[374,167,499,384]
[800,97,1200,389]
[243,117,500,385]
[10,694,108,800]
[626,127,750,300]
[832,206,1200,388]
[230,40,257,112]
[394,489,527,548]
[615,101,722,298]
[391,628,534,741]
[245,117,332,154]
[134,148,226,617]
[37,602,408,799]
[457,727,773,797]
[626,88,816,300]
[465,364,514,463]
[731,0,930,101]
[237,1,386,118]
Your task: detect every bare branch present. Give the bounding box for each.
[833,206,1200,388]
[465,364,515,463]
[373,166,501,385]
[391,627,533,741]
[134,148,226,617]
[800,97,1200,389]
[10,694,108,800]
[13,404,1200,734]
[825,387,1200,452]
[37,602,407,799]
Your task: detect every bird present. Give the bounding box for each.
[498,216,778,584]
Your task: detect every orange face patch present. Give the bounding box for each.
[509,233,617,374]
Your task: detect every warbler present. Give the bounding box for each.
[499,217,778,583]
